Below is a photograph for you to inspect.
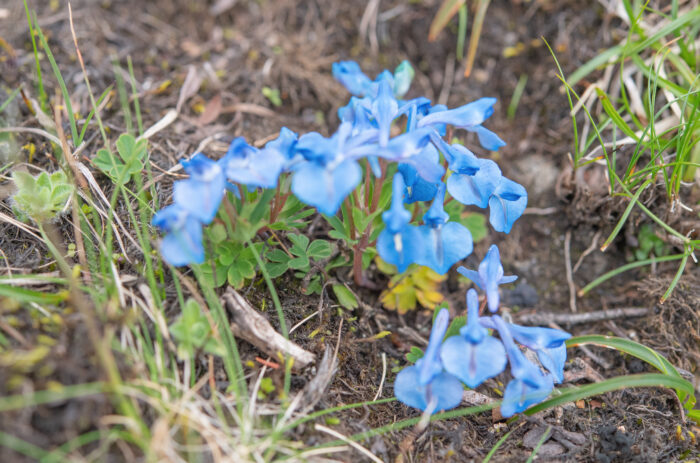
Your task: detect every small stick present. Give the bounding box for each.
[573,230,601,273]
[514,307,649,326]
[564,229,577,312]
[223,289,315,371]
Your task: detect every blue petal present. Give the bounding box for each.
[447,159,502,209]
[537,344,567,384]
[377,225,424,273]
[398,163,438,204]
[222,147,286,189]
[500,373,553,417]
[382,173,411,233]
[470,125,506,151]
[456,267,482,289]
[394,366,463,413]
[461,288,486,343]
[508,324,572,350]
[429,134,479,174]
[294,132,337,163]
[493,315,544,387]
[153,205,204,266]
[332,61,374,97]
[481,245,506,312]
[173,176,224,224]
[418,97,497,130]
[291,159,362,215]
[418,308,450,385]
[226,137,257,158]
[372,78,399,147]
[367,127,433,163]
[422,183,448,227]
[367,156,382,177]
[488,178,528,233]
[265,127,298,160]
[401,143,445,184]
[419,222,473,275]
[440,335,506,388]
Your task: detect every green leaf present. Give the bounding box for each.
[444,315,466,339]
[209,223,227,244]
[288,255,310,271]
[266,249,290,263]
[287,234,310,255]
[307,240,332,260]
[332,284,359,310]
[227,265,244,288]
[405,346,424,364]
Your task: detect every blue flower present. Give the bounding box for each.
[447,158,502,208]
[417,97,497,131]
[371,128,444,183]
[488,177,528,233]
[221,137,286,189]
[507,324,570,383]
[291,159,362,216]
[332,61,374,97]
[152,204,204,266]
[377,173,424,272]
[492,315,555,417]
[174,154,225,223]
[440,289,507,388]
[398,143,441,204]
[418,184,473,274]
[394,308,464,413]
[290,123,375,215]
[430,134,480,175]
[457,245,517,313]
[500,373,554,418]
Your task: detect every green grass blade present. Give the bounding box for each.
[600,178,653,251]
[525,426,551,463]
[0,284,68,305]
[482,428,515,463]
[0,431,62,462]
[579,253,686,296]
[23,1,47,112]
[660,252,689,303]
[525,373,694,416]
[0,87,20,114]
[35,19,79,145]
[567,335,681,378]
[0,382,104,412]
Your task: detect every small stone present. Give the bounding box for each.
[523,426,552,449]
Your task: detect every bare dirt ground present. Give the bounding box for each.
[1,0,698,461]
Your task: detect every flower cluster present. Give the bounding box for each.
[153,60,526,274]
[394,245,571,417]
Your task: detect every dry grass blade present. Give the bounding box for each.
[314,424,383,463]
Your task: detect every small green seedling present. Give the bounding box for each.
[169,298,225,360]
[265,234,332,277]
[94,133,147,184]
[12,170,73,223]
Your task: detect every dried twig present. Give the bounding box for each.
[514,307,649,326]
[222,289,315,371]
[564,229,577,312]
[573,230,601,273]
